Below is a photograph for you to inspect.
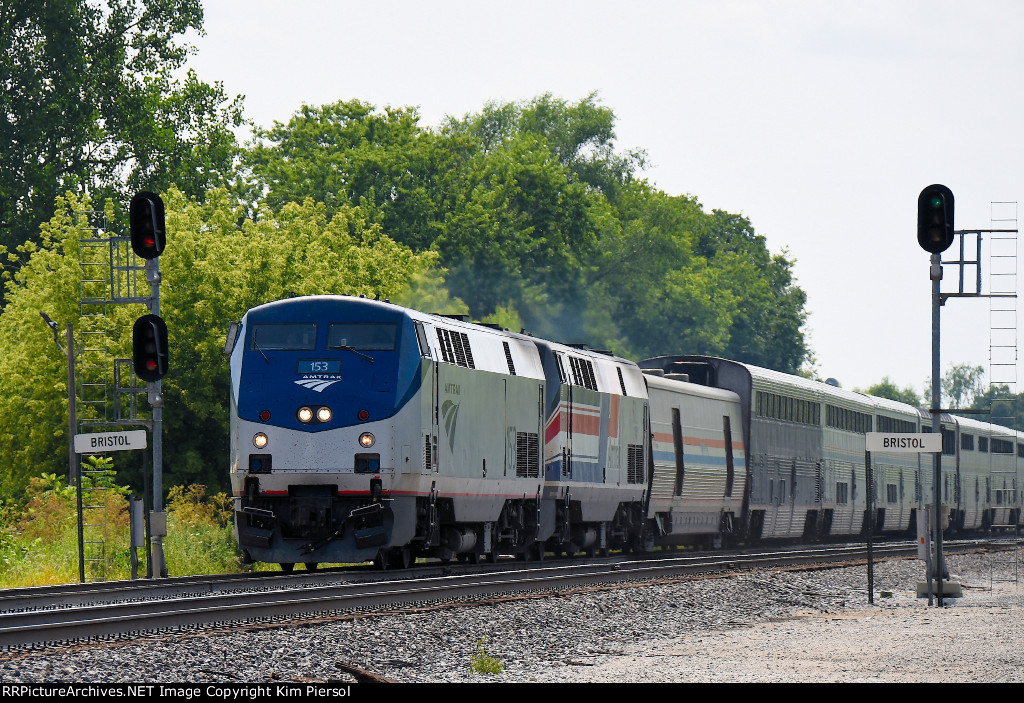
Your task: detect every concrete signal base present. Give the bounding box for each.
[917,580,963,598]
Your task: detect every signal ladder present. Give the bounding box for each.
[79,458,110,582]
[77,214,149,581]
[986,201,1020,589]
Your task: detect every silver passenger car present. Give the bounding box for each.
[640,355,1024,540]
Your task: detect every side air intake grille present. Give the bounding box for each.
[436,328,475,368]
[627,444,645,484]
[516,432,539,477]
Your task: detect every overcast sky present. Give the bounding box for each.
[187,0,1024,395]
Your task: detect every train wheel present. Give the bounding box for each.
[279,563,294,573]
[393,548,413,569]
[304,562,318,572]
[374,551,389,570]
[532,543,545,561]
[632,532,653,554]
[486,526,500,563]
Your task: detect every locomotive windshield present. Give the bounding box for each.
[327,323,397,351]
[250,323,317,350]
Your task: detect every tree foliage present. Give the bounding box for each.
[0,194,87,494]
[938,363,986,410]
[0,0,244,253]
[970,385,1024,431]
[861,377,923,406]
[866,364,990,412]
[246,95,809,370]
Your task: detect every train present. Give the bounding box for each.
[226,295,1022,570]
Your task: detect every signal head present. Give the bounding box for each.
[129,191,166,259]
[132,314,169,382]
[917,184,954,254]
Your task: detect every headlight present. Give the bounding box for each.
[316,406,332,423]
[297,406,313,423]
[359,432,375,448]
[253,432,269,448]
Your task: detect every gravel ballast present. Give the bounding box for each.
[1,550,1022,683]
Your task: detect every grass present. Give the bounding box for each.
[470,638,505,675]
[0,467,249,588]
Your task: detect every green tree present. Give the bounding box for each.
[968,384,1024,431]
[446,92,646,201]
[0,194,87,494]
[699,211,807,372]
[861,377,922,406]
[583,185,808,369]
[246,96,626,342]
[437,94,643,339]
[245,100,445,250]
[243,93,811,372]
[436,131,598,323]
[0,0,244,253]
[939,363,986,410]
[588,185,718,358]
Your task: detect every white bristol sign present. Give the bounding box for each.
[865,432,942,453]
[74,430,148,453]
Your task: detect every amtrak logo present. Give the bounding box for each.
[294,377,341,393]
[441,399,460,451]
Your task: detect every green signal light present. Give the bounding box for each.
[918,184,954,254]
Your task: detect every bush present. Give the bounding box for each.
[0,470,246,587]
[0,468,123,586]
[164,484,244,575]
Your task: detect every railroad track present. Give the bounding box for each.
[0,541,987,649]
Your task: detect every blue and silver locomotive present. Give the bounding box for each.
[228,295,653,569]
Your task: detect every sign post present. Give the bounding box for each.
[74,430,149,580]
[866,432,952,603]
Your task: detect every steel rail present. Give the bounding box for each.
[0,569,351,613]
[0,543,929,648]
[0,542,897,613]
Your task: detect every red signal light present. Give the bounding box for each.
[129,191,166,259]
[132,314,169,382]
